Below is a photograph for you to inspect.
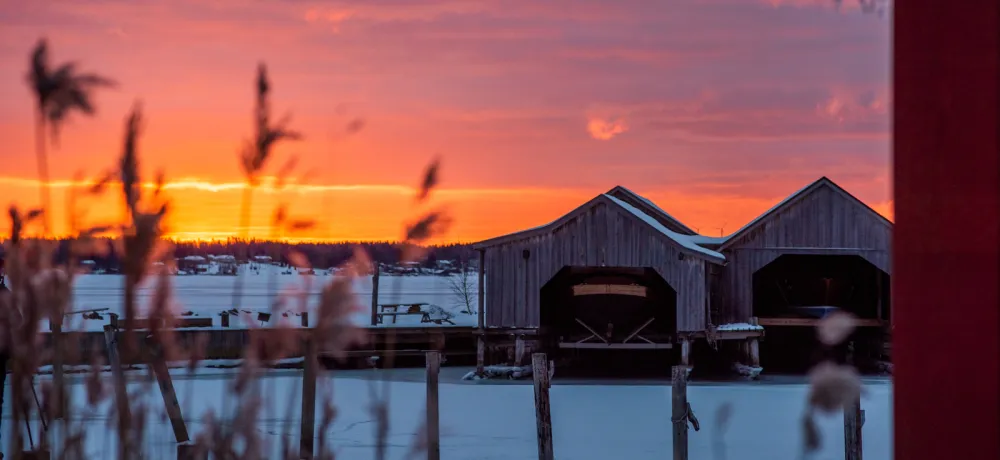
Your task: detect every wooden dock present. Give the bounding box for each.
[36,326,539,368]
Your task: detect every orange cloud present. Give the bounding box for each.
[586,116,629,141]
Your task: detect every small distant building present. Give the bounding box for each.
[178,255,208,274]
[210,254,238,276]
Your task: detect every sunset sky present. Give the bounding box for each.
[0,0,891,243]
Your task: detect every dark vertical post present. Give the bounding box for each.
[477,249,486,374]
[532,353,553,460]
[221,312,230,328]
[671,365,689,460]
[299,336,318,459]
[300,311,309,328]
[425,352,441,460]
[477,249,485,329]
[680,337,691,367]
[103,323,131,455]
[370,266,380,326]
[844,397,863,460]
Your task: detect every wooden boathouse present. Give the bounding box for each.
[472,176,893,375]
[699,177,893,373]
[471,188,727,370]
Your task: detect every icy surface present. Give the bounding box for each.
[2,369,893,459]
[55,264,479,331]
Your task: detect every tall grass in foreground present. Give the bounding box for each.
[3,38,448,460]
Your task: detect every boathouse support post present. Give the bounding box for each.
[476,249,486,374]
[680,337,691,367]
[370,265,380,326]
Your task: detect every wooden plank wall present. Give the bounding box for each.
[716,184,893,323]
[483,201,708,331]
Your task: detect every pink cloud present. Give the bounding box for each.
[586,116,629,141]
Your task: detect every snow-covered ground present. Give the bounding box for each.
[3,368,893,459]
[56,263,480,331]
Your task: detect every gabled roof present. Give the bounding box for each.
[605,186,698,235]
[472,193,725,263]
[715,176,893,251]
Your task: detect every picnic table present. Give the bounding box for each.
[376,303,455,325]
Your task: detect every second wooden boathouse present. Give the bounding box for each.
[472,187,726,367]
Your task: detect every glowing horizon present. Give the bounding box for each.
[0,0,891,244]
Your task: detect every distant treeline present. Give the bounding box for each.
[10,239,478,272]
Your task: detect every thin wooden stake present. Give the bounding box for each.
[147,337,189,442]
[103,324,131,451]
[425,351,441,460]
[672,365,689,460]
[844,397,863,460]
[532,353,554,460]
[299,336,318,459]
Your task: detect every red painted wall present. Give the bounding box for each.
[893,2,999,459]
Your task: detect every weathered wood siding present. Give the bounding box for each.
[484,201,708,331]
[716,184,892,323]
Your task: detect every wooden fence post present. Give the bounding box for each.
[299,335,318,459]
[147,337,189,443]
[370,267,380,326]
[672,365,689,460]
[532,353,554,460]
[844,397,863,460]
[426,351,441,460]
[103,323,132,457]
[300,311,309,328]
[221,312,229,328]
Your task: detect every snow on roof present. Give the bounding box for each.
[81,260,97,265]
[611,186,696,234]
[183,255,207,261]
[685,235,727,246]
[716,322,764,332]
[603,195,725,262]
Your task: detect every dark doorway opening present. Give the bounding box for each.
[540,266,678,377]
[752,254,890,374]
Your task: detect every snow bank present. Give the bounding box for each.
[462,365,533,381]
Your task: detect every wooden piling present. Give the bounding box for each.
[299,336,318,459]
[844,397,863,460]
[370,266,380,326]
[147,337,189,443]
[221,312,229,328]
[680,338,691,367]
[515,335,525,366]
[426,351,441,460]
[476,335,486,375]
[300,311,309,327]
[672,365,689,460]
[748,338,761,367]
[532,353,554,460]
[103,323,132,457]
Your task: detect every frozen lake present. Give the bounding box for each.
[60,266,480,331]
[3,368,893,460]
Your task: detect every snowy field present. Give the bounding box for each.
[56,264,479,331]
[2,368,893,459]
